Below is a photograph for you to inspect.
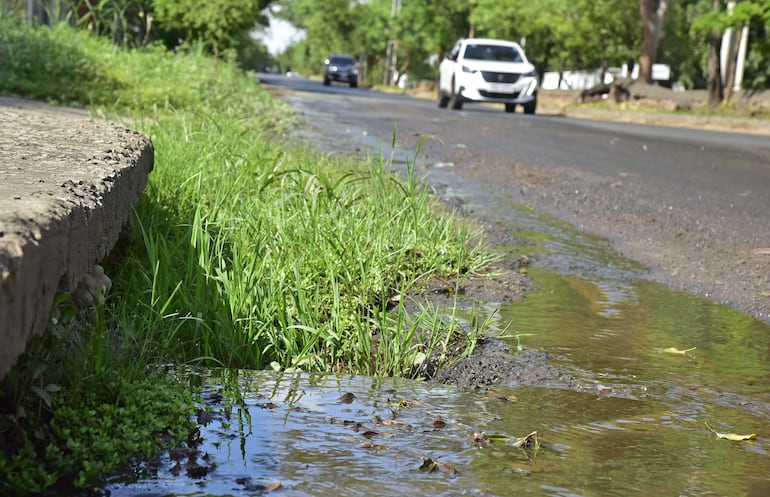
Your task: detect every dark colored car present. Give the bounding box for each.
[323,54,358,87]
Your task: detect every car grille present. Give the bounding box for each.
[479,90,521,99]
[481,71,520,83]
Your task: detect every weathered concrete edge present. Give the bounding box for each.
[0,99,154,378]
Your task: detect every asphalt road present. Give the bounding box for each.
[259,73,770,323]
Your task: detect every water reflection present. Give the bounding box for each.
[489,268,770,496]
[500,268,770,405]
[106,364,770,497]
[108,372,494,497]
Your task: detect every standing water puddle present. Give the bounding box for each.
[107,93,770,496]
[104,214,770,496]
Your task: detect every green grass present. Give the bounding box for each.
[0,12,496,495]
[117,128,493,375]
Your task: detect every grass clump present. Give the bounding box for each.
[120,128,493,375]
[0,11,495,495]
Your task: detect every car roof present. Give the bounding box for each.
[460,38,523,49]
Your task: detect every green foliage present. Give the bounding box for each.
[274,0,363,75]
[688,0,770,95]
[0,293,196,495]
[75,0,154,47]
[233,30,276,71]
[744,21,770,89]
[472,0,639,72]
[152,0,268,56]
[393,0,470,80]
[0,18,122,105]
[0,372,196,494]
[271,0,770,90]
[661,0,709,89]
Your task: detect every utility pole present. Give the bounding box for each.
[383,0,402,86]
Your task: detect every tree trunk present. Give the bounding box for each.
[638,0,670,83]
[707,0,723,107]
[599,53,609,85]
[722,27,743,104]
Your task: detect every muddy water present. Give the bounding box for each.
[493,269,770,496]
[106,332,770,497]
[105,258,770,496]
[106,93,770,496]
[473,193,770,496]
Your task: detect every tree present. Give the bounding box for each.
[720,0,770,99]
[472,0,638,86]
[691,0,770,105]
[274,0,360,74]
[393,0,470,82]
[706,0,725,105]
[742,15,770,90]
[639,0,670,83]
[659,0,710,90]
[152,0,271,57]
[233,31,275,72]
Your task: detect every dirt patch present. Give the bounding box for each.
[399,211,579,391]
[405,246,582,392]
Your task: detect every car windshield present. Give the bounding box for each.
[329,56,354,65]
[463,44,523,63]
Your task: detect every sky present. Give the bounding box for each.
[254,12,305,55]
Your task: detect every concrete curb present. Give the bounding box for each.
[0,97,153,378]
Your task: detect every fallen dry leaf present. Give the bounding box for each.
[662,347,696,355]
[378,418,412,428]
[433,417,447,430]
[236,478,282,492]
[705,423,757,441]
[340,392,355,404]
[360,442,388,452]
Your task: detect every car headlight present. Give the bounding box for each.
[462,65,477,73]
[524,70,537,78]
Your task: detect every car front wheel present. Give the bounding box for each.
[523,99,537,115]
[449,79,463,110]
[437,83,449,108]
[350,79,358,88]
[505,103,516,113]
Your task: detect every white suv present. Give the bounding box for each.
[438,38,538,114]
